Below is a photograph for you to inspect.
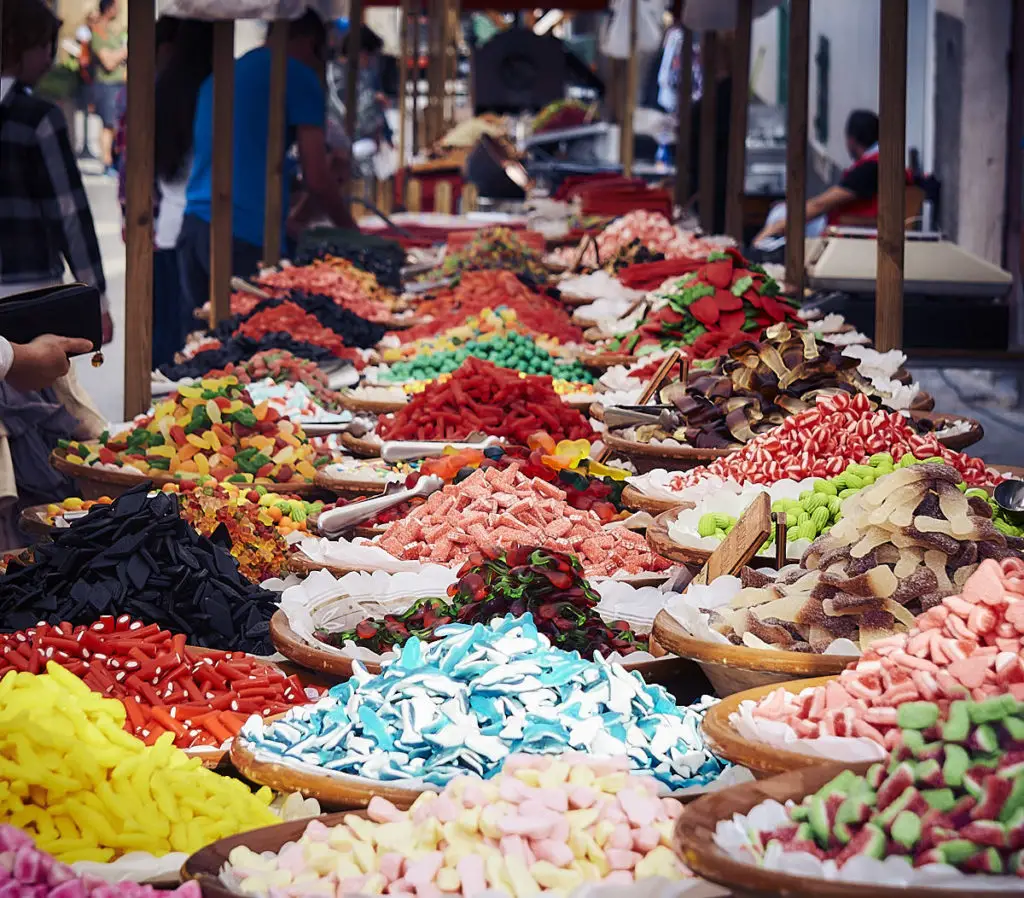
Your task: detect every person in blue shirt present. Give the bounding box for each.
[178,9,356,311]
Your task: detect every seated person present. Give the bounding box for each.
[753,110,881,247]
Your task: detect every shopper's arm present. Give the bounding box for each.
[296,125,358,231]
[754,186,855,242]
[93,43,127,73]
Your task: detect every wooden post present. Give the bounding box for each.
[398,0,410,182]
[698,32,718,232]
[784,0,811,292]
[621,0,639,176]
[1006,0,1024,346]
[262,21,288,266]
[346,0,365,142]
[876,0,908,351]
[674,25,693,209]
[444,0,459,131]
[407,178,422,212]
[724,0,753,241]
[123,0,155,417]
[427,0,444,145]
[210,20,235,327]
[435,180,453,214]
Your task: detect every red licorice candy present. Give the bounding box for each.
[0,617,312,748]
[376,357,594,445]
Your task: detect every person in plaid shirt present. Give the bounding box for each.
[0,0,112,343]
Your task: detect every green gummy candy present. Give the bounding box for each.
[861,823,887,859]
[941,700,971,742]
[974,723,1000,753]
[1011,850,1024,875]
[890,811,922,849]
[901,730,926,756]
[808,796,830,847]
[922,788,956,811]
[815,769,858,802]
[790,805,809,822]
[942,743,970,787]
[937,840,981,865]
[898,701,939,730]
[914,759,941,782]
[1003,715,1024,741]
[1001,778,1024,823]
[877,787,918,827]
[968,694,1018,725]
[795,821,814,843]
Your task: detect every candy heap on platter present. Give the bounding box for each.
[694,463,1023,653]
[743,558,1024,752]
[223,756,688,898]
[399,272,582,344]
[203,349,344,411]
[375,358,594,444]
[159,332,336,381]
[62,377,330,485]
[550,212,718,268]
[0,487,279,654]
[0,826,201,898]
[0,663,278,862]
[434,228,551,285]
[608,250,797,359]
[374,464,668,577]
[293,241,405,291]
[257,258,396,321]
[380,331,594,386]
[677,391,1005,488]
[318,546,647,659]
[241,615,729,790]
[724,705,1024,880]
[0,618,312,748]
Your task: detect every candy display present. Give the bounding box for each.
[294,238,406,290]
[232,301,355,359]
[241,614,729,790]
[549,212,720,268]
[0,618,312,748]
[62,376,330,485]
[372,464,668,576]
[223,755,688,897]
[721,704,1024,880]
[0,487,279,654]
[204,349,342,408]
[376,358,594,444]
[379,331,595,385]
[257,257,397,321]
[158,333,337,381]
[0,827,201,898]
[740,558,1024,755]
[673,463,1023,653]
[0,662,279,862]
[317,546,647,659]
[431,227,551,285]
[676,391,1006,489]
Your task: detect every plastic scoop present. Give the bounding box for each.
[993,478,1024,524]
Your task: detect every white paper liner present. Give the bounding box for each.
[561,270,644,302]
[661,577,861,657]
[598,353,672,393]
[714,798,1023,889]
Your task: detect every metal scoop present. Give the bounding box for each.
[316,475,444,537]
[993,479,1024,524]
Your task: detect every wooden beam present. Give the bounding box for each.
[876,0,908,351]
[674,24,693,209]
[427,0,444,145]
[123,0,155,417]
[346,0,365,142]
[398,0,411,186]
[698,32,718,232]
[622,0,639,177]
[262,21,288,266]
[1006,0,1024,346]
[209,20,235,328]
[784,0,810,292]
[724,0,753,241]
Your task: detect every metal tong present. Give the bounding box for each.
[602,404,676,430]
[316,475,444,537]
[380,435,501,463]
[994,479,1024,524]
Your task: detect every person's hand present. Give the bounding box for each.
[753,219,784,245]
[101,311,114,345]
[7,335,94,392]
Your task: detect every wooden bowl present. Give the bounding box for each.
[910,411,984,452]
[602,432,735,475]
[229,738,425,810]
[579,351,638,370]
[620,484,690,516]
[651,609,857,697]
[672,761,966,898]
[314,466,395,497]
[700,676,846,777]
[183,812,367,897]
[50,450,322,499]
[337,392,407,414]
[18,504,62,539]
[909,390,934,412]
[338,432,382,458]
[646,507,793,569]
[286,551,361,578]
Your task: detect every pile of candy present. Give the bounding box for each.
[375,464,668,577]
[0,827,201,898]
[62,377,330,485]
[223,755,688,897]
[687,463,1023,653]
[293,241,405,290]
[677,392,1005,488]
[380,331,594,385]
[204,349,341,406]
[376,358,594,444]
[0,662,279,862]
[158,332,336,381]
[550,212,718,268]
[399,272,582,345]
[0,487,279,654]
[258,258,396,321]
[0,618,311,748]
[319,546,646,659]
[241,615,729,790]
[744,558,1024,750]
[233,301,353,359]
[731,704,1024,877]
[434,228,551,285]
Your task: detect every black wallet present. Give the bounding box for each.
[0,283,102,354]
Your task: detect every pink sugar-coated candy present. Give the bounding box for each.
[660,797,684,818]
[461,781,487,807]
[549,816,570,844]
[947,654,990,689]
[608,824,634,850]
[431,796,459,824]
[598,801,627,824]
[413,886,442,898]
[497,813,553,839]
[604,871,636,886]
[338,876,367,894]
[456,856,487,897]
[568,785,597,809]
[532,838,575,868]
[379,853,405,883]
[276,844,305,874]
[606,849,642,871]
[499,835,529,864]
[304,819,330,841]
[403,852,444,889]
[618,789,659,827]
[498,776,530,803]
[534,786,569,813]
[367,796,403,823]
[384,884,413,896]
[632,826,661,853]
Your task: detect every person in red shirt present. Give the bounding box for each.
[754,110,881,245]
